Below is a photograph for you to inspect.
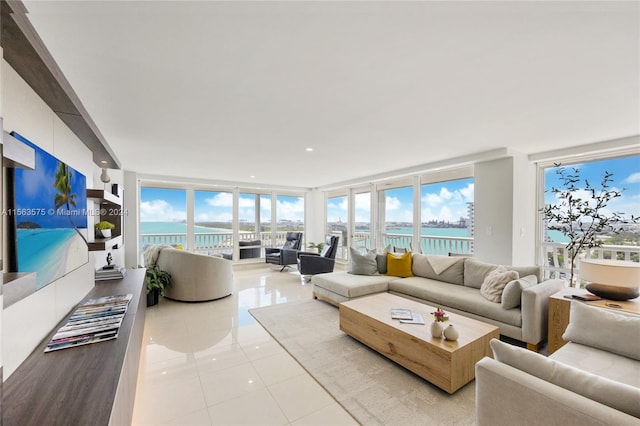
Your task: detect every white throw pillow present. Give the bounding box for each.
[563,301,640,361]
[348,247,379,276]
[501,275,538,309]
[480,265,519,303]
[490,339,640,418]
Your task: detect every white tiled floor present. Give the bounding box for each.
[132,264,358,426]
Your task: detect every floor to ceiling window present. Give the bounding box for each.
[194,189,233,256]
[238,192,271,258]
[326,193,348,260]
[420,177,474,255]
[275,195,305,247]
[539,153,640,279]
[139,187,187,249]
[353,189,372,252]
[378,179,414,252]
[139,185,304,260]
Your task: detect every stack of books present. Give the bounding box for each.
[390,308,425,324]
[44,294,133,353]
[95,265,127,281]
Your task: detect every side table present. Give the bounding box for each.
[548,287,640,354]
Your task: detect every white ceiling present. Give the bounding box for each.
[21,1,640,189]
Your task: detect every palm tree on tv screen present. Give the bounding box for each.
[54,161,87,245]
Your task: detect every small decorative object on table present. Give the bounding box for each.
[443,324,459,341]
[430,306,448,338]
[580,259,640,301]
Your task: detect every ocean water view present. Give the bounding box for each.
[141,222,571,242]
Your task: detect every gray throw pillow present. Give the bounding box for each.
[375,245,391,274]
[349,247,379,276]
[563,301,640,361]
[480,265,519,303]
[490,339,640,418]
[463,258,498,289]
[501,275,538,309]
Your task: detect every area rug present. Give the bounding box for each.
[249,300,475,425]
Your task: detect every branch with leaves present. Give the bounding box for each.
[542,163,637,285]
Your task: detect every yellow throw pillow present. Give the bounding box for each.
[173,244,184,250]
[386,252,413,277]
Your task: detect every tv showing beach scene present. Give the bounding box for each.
[9,132,88,290]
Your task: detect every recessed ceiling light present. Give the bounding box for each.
[100,160,108,164]
[249,175,256,178]
[305,148,314,152]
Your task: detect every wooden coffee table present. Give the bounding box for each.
[339,292,499,394]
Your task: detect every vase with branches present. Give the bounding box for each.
[541,163,637,286]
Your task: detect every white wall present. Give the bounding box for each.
[2,60,95,378]
[473,155,538,266]
[305,189,326,247]
[511,152,537,265]
[474,157,514,265]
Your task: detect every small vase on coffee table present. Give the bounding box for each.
[430,321,444,338]
[443,324,459,341]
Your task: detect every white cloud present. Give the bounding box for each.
[459,183,474,202]
[623,172,640,184]
[355,193,370,210]
[205,192,233,207]
[550,187,639,219]
[140,199,186,221]
[276,197,304,221]
[420,183,473,222]
[386,196,402,211]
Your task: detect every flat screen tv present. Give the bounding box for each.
[7,132,89,290]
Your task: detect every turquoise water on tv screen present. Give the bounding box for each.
[17,228,76,289]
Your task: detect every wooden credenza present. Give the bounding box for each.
[547,287,640,354]
[3,269,146,426]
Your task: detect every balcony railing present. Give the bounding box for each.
[541,242,640,282]
[352,232,473,256]
[140,230,302,257]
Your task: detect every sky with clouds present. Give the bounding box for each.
[140,188,304,223]
[140,156,637,228]
[327,178,474,224]
[544,155,640,220]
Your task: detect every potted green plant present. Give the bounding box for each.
[95,221,115,238]
[145,265,171,306]
[307,241,325,253]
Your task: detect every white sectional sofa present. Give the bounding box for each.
[312,253,565,350]
[476,301,640,425]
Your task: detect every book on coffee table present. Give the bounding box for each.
[390,308,413,320]
[564,293,602,301]
[400,312,425,324]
